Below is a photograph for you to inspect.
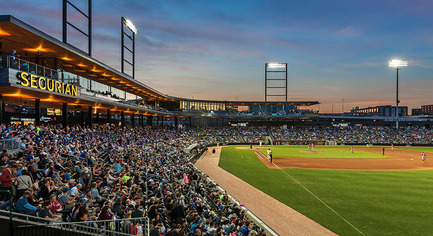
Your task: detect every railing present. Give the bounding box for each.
[7,55,59,80]
[13,216,147,236]
[0,209,58,224]
[0,138,22,152]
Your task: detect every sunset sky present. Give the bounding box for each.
[2,0,433,113]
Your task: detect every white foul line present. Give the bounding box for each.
[253,148,365,236]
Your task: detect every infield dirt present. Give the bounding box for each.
[255,147,433,171]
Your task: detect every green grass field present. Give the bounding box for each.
[219,146,433,235]
[258,146,389,159]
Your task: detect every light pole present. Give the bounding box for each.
[389,59,408,129]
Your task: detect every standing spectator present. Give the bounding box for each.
[0,164,18,201]
[80,168,92,190]
[15,169,33,200]
[8,49,17,68]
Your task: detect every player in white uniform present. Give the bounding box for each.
[422,152,426,162]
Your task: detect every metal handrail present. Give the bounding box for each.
[14,216,148,236]
[0,138,22,152]
[7,55,59,80]
[0,209,58,223]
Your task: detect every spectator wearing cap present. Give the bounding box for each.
[14,190,37,216]
[0,163,18,201]
[80,167,92,190]
[58,187,77,210]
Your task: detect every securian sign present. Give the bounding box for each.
[18,72,78,96]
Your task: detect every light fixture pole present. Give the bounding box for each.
[389,59,408,130]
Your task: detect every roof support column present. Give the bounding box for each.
[88,106,93,128]
[107,109,111,124]
[35,99,40,126]
[62,103,68,129]
[147,116,153,126]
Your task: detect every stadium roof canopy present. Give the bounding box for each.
[0,15,172,102]
[0,15,319,108]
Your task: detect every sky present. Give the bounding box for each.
[2,0,433,113]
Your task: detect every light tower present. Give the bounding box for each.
[389,59,408,129]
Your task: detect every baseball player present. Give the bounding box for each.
[311,143,315,152]
[422,152,426,162]
[391,144,394,151]
[350,146,354,154]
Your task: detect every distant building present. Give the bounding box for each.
[351,105,408,117]
[411,108,423,116]
[421,105,433,115]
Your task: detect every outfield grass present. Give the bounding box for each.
[258,146,388,159]
[219,146,433,235]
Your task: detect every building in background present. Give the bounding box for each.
[351,105,408,117]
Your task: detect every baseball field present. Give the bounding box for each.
[218,145,433,235]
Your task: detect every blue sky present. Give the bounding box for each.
[2,0,433,113]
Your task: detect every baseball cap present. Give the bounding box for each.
[79,198,89,203]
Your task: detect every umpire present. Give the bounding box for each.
[269,150,273,163]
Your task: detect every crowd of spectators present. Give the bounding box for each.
[0,124,265,236]
[271,126,433,144]
[2,123,433,235]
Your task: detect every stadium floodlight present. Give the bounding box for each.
[389,59,408,68]
[389,59,408,130]
[266,63,286,68]
[124,19,137,34]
